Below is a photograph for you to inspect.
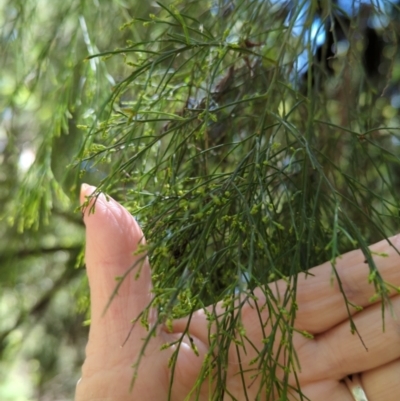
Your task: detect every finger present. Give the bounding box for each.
[81,184,155,345]
[362,358,400,401]
[295,295,400,384]
[272,234,400,333]
[296,380,353,401]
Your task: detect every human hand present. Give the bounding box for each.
[75,184,400,400]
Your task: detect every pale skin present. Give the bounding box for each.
[75,184,400,401]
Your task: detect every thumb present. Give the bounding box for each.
[81,184,155,345]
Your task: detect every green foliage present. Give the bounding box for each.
[80,0,400,313]
[2,0,400,399]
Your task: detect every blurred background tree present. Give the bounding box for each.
[1,0,400,399]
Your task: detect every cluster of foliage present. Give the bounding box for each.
[1,0,400,399]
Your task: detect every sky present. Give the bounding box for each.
[284,0,397,75]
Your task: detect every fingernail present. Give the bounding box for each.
[80,183,97,206]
